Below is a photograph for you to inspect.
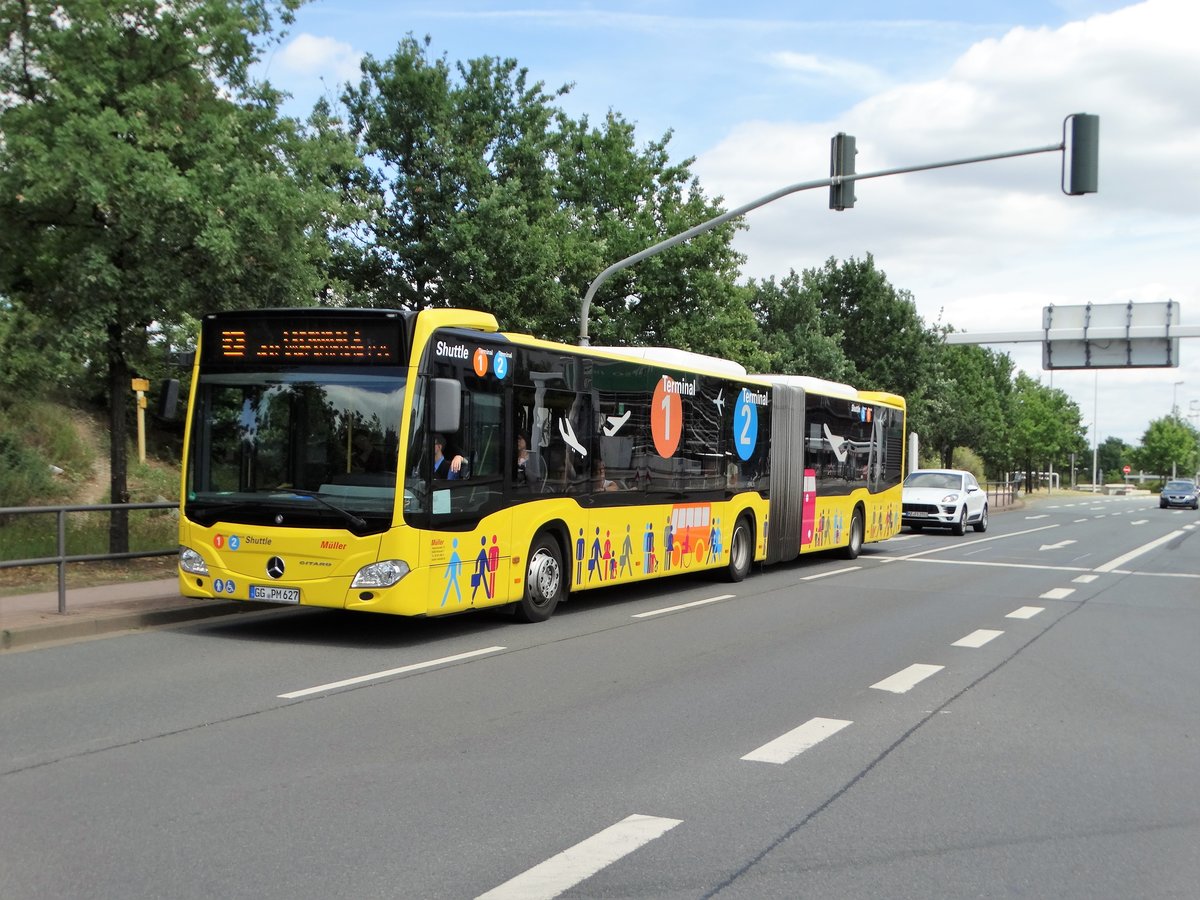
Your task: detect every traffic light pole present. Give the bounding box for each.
[578,114,1097,345]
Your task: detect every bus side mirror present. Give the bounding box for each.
[157,379,180,420]
[431,378,461,434]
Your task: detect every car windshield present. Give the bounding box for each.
[904,472,963,490]
[1164,481,1196,491]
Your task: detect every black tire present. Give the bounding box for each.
[909,523,924,532]
[841,508,864,560]
[513,532,565,623]
[973,503,989,533]
[722,515,753,582]
[952,507,967,536]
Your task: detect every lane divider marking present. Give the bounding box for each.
[741,717,853,765]
[1007,606,1044,619]
[477,814,682,900]
[279,646,506,699]
[1039,587,1076,600]
[870,663,944,694]
[632,594,734,618]
[952,629,1004,648]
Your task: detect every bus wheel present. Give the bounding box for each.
[841,509,864,560]
[723,515,753,582]
[514,533,565,623]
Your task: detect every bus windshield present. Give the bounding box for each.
[184,371,406,532]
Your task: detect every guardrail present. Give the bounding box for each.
[0,502,176,614]
[983,481,1022,510]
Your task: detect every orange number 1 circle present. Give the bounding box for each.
[651,377,682,458]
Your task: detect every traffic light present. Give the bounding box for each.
[829,132,856,210]
[1064,113,1099,195]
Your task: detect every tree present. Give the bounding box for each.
[336,37,764,361]
[0,0,354,549]
[920,341,1013,472]
[1096,435,1132,482]
[1009,373,1089,484]
[1134,416,1199,480]
[746,271,853,381]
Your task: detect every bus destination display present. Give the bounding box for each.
[203,317,402,365]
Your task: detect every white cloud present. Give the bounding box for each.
[695,0,1200,445]
[277,33,363,82]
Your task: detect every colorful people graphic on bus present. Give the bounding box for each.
[441,538,462,606]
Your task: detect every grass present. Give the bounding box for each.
[0,402,182,596]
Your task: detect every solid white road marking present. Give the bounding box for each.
[801,567,861,581]
[1007,606,1044,619]
[1040,587,1076,600]
[1073,574,1098,584]
[1094,531,1185,573]
[476,814,682,900]
[953,629,1004,648]
[741,717,853,764]
[632,595,734,618]
[279,647,506,699]
[871,663,944,693]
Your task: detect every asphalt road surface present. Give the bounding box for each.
[2,494,1197,899]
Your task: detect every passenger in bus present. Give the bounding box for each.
[593,460,618,492]
[352,432,386,473]
[515,432,529,483]
[432,434,466,479]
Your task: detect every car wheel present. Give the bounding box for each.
[973,503,988,533]
[909,523,924,532]
[512,532,565,623]
[952,507,967,536]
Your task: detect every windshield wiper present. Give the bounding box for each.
[266,488,368,531]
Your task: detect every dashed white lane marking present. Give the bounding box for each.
[1130,519,1149,525]
[476,814,682,900]
[953,629,1004,648]
[278,646,506,699]
[1073,574,1098,584]
[1040,587,1076,600]
[1026,514,1050,520]
[741,717,853,764]
[801,566,861,581]
[1094,531,1185,573]
[871,663,944,693]
[632,594,734,618]
[1073,518,1089,523]
[1007,606,1044,619]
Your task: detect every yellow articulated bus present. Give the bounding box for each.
[177,307,905,622]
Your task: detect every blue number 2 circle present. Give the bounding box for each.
[734,389,758,460]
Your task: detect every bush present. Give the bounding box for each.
[950,447,986,481]
[0,431,58,507]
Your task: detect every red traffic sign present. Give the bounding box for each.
[1123,465,1131,474]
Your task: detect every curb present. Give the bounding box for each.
[1,600,278,651]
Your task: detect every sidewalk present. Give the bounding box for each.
[0,578,274,652]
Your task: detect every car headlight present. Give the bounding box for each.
[940,493,961,503]
[179,545,209,576]
[352,559,411,588]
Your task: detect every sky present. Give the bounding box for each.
[254,0,1200,452]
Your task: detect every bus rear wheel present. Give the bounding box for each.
[723,515,753,582]
[841,509,864,560]
[513,532,565,623]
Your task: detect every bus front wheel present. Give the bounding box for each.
[514,533,565,623]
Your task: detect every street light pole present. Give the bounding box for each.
[1172,380,1184,418]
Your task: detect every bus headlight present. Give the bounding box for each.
[179,545,209,576]
[352,560,411,588]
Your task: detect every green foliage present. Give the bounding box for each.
[921,341,1013,473]
[1134,416,1199,478]
[0,400,92,506]
[0,0,353,549]
[950,447,986,481]
[746,271,853,380]
[1009,373,1089,478]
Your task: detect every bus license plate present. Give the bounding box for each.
[250,585,301,604]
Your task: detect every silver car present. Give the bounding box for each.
[902,469,989,534]
[1159,480,1199,510]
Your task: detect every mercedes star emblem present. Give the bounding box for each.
[266,556,286,579]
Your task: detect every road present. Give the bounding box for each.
[2,494,1198,899]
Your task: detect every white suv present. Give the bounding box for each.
[902,469,988,535]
